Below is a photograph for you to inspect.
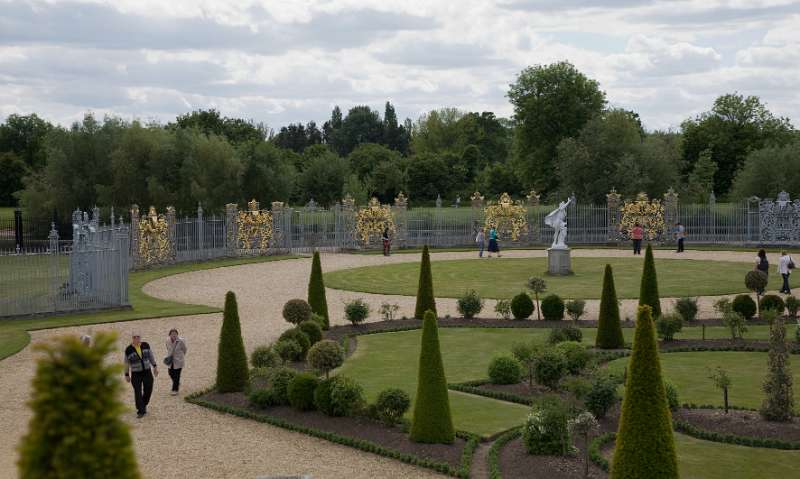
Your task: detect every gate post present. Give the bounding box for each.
[14,207,23,251]
[606,189,622,244]
[225,203,238,257]
[663,188,679,245]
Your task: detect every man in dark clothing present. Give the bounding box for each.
[124,332,159,418]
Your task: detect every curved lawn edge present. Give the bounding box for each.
[0,255,300,361]
[673,419,800,450]
[487,427,522,479]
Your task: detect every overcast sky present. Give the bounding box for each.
[1,0,798,131]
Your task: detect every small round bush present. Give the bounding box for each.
[248,388,277,409]
[495,299,512,320]
[533,348,567,389]
[375,388,411,424]
[745,270,768,295]
[314,378,337,415]
[457,289,484,319]
[307,340,344,378]
[554,341,592,375]
[565,299,586,322]
[585,377,618,419]
[664,381,679,411]
[656,313,683,341]
[330,376,365,417]
[279,328,311,356]
[265,367,298,405]
[760,294,785,314]
[732,294,757,320]
[283,298,313,325]
[523,397,571,456]
[344,299,370,326]
[488,355,523,384]
[786,295,799,318]
[674,297,699,322]
[541,294,565,321]
[287,373,320,411]
[298,320,323,345]
[273,339,303,363]
[250,345,279,369]
[547,326,582,344]
[511,292,534,320]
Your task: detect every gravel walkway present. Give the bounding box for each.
[0,249,765,478]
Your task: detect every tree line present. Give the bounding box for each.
[1,61,798,219]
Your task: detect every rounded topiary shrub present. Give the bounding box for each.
[283,298,313,325]
[533,348,567,389]
[266,367,298,405]
[511,292,534,320]
[786,295,799,318]
[554,341,592,375]
[248,388,277,409]
[375,388,411,425]
[656,313,683,341]
[745,270,768,295]
[760,294,786,314]
[250,345,280,369]
[330,376,365,417]
[307,339,344,378]
[548,327,583,345]
[674,297,699,322]
[273,339,303,363]
[344,299,370,326]
[732,294,757,320]
[279,328,311,356]
[488,355,523,385]
[298,320,323,346]
[314,377,337,415]
[287,373,320,411]
[585,377,618,419]
[541,294,565,321]
[457,289,484,319]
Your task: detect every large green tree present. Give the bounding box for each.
[0,152,27,206]
[179,131,242,212]
[347,143,401,181]
[730,139,800,199]
[172,108,266,144]
[238,141,297,205]
[509,61,606,193]
[406,153,452,201]
[0,113,53,170]
[297,146,350,206]
[334,105,385,156]
[272,122,323,153]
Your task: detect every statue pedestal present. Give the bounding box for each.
[547,247,572,276]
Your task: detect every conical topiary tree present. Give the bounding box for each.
[308,251,330,330]
[596,264,625,349]
[18,332,141,479]
[611,305,678,479]
[414,245,437,319]
[410,310,454,444]
[638,244,661,318]
[216,291,250,393]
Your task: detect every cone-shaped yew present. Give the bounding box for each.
[216,291,250,393]
[638,244,662,318]
[308,251,330,330]
[414,245,437,319]
[596,264,625,349]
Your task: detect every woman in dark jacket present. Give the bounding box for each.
[123,332,159,418]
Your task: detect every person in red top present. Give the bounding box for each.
[631,222,644,255]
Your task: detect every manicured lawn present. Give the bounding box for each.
[0,255,298,361]
[607,351,800,409]
[675,433,800,479]
[325,257,799,299]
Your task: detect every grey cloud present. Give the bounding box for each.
[499,0,654,11]
[627,2,800,26]
[374,41,511,69]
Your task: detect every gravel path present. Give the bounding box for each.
[0,249,765,478]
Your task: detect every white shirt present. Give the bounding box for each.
[778,255,793,275]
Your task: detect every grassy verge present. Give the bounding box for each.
[357,244,798,255]
[0,255,299,360]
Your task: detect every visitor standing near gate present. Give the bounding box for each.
[675,222,686,253]
[487,226,501,257]
[779,251,794,294]
[124,332,158,418]
[475,228,485,258]
[755,249,769,294]
[631,223,643,255]
[382,227,391,256]
[165,328,187,395]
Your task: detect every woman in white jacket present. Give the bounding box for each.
[778,251,794,294]
[165,329,188,395]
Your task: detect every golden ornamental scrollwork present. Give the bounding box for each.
[619,192,665,241]
[138,206,173,266]
[355,197,396,245]
[484,192,528,241]
[237,199,272,252]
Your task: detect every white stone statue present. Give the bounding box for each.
[544,197,572,249]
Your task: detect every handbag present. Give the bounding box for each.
[789,258,796,270]
[163,355,173,366]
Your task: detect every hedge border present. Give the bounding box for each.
[673,419,800,451]
[589,432,615,472]
[185,388,479,478]
[487,427,522,479]
[448,379,532,406]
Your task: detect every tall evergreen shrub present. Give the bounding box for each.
[638,244,662,318]
[216,291,250,393]
[18,332,140,479]
[761,315,794,421]
[611,305,678,479]
[409,310,454,444]
[414,245,437,319]
[596,264,625,349]
[307,251,330,330]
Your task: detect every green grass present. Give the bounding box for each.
[325,257,799,300]
[607,351,800,409]
[675,433,800,479]
[0,255,298,361]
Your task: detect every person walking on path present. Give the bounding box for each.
[165,329,187,395]
[382,227,391,256]
[778,251,794,294]
[487,226,501,257]
[755,249,769,294]
[675,222,686,253]
[475,228,485,258]
[124,332,158,418]
[631,222,643,255]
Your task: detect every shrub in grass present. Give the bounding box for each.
[512,341,539,387]
[298,320,323,345]
[379,302,400,321]
[527,276,547,321]
[375,388,411,425]
[266,367,298,405]
[555,341,592,375]
[307,339,344,378]
[330,376,365,417]
[534,348,568,390]
[523,396,571,456]
[709,366,732,414]
[283,298,313,325]
[344,299,370,326]
[585,377,618,419]
[548,327,583,345]
[566,299,586,323]
[495,299,512,320]
[250,345,280,369]
[732,294,757,320]
[457,289,484,319]
[287,373,320,411]
[761,315,794,422]
[488,355,523,385]
[410,310,455,444]
[414,245,437,319]
[217,291,250,393]
[541,294,565,321]
[745,269,768,302]
[760,294,786,315]
[786,296,800,318]
[611,305,678,479]
[596,264,624,349]
[278,328,311,356]
[308,251,330,329]
[248,388,277,409]
[17,332,140,479]
[273,339,303,363]
[638,244,662,318]
[656,313,683,341]
[664,381,679,411]
[511,292,534,320]
[674,297,698,322]
[561,376,592,400]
